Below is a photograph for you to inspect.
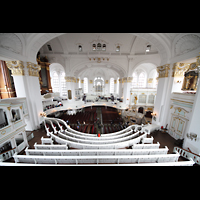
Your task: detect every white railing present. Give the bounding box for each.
[12,151,180,165]
[0,161,195,166]
[0,148,16,162]
[45,117,148,138]
[173,146,200,165]
[44,101,128,116]
[25,146,169,156]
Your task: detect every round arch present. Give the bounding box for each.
[72,61,126,78]
[49,63,65,78]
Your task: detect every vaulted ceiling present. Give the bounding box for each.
[39,33,159,55]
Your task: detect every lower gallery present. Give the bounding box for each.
[0,33,200,166]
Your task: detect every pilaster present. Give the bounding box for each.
[153,64,172,126]
[6,60,43,131]
[65,76,77,101]
[122,77,133,105]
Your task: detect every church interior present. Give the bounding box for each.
[0,33,200,166]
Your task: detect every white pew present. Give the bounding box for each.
[34,143,68,150]
[142,136,154,144]
[13,152,180,165]
[132,142,160,149]
[49,131,148,149]
[57,130,139,145]
[25,146,169,156]
[64,129,135,141]
[41,137,53,145]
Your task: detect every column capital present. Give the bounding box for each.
[172,62,190,77]
[27,62,41,77]
[65,76,76,82]
[157,64,170,79]
[6,60,24,76]
[6,60,41,77]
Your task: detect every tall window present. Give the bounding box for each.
[110,77,114,93]
[60,72,67,96]
[51,71,67,95]
[132,72,137,87]
[138,72,146,88]
[52,72,59,92]
[84,77,88,93]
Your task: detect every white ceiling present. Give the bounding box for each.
[39,33,159,55]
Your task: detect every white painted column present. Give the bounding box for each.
[122,77,132,105]
[118,78,122,99]
[65,76,76,102]
[6,61,43,131]
[152,64,171,126]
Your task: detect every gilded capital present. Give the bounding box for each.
[196,52,200,66]
[157,64,170,78]
[172,62,190,77]
[65,76,76,82]
[27,62,41,77]
[6,60,24,76]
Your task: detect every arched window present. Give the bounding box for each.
[52,71,59,92]
[138,72,146,88]
[60,72,67,96]
[110,77,114,93]
[51,71,67,95]
[84,77,88,93]
[132,72,137,87]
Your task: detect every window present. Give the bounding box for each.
[110,78,114,93]
[132,72,137,87]
[102,44,106,51]
[84,77,88,93]
[47,44,52,51]
[52,72,59,92]
[92,44,96,51]
[51,71,67,95]
[138,72,146,88]
[116,45,120,52]
[78,45,82,52]
[60,72,67,96]
[97,43,101,50]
